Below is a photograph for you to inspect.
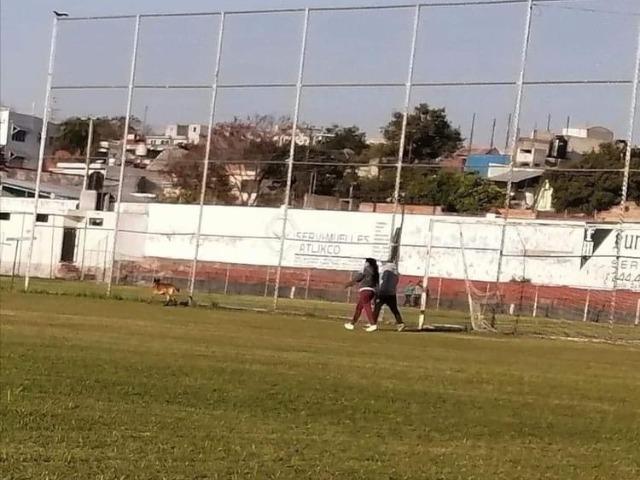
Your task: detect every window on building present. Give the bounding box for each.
[36,214,49,223]
[89,217,104,227]
[0,212,10,221]
[11,130,26,142]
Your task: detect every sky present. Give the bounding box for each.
[2,0,640,146]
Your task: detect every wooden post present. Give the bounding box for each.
[583,290,591,322]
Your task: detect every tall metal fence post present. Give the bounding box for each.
[189,13,226,298]
[106,15,141,296]
[273,8,310,310]
[305,269,311,300]
[49,222,55,279]
[80,117,94,281]
[264,268,271,298]
[224,265,230,295]
[24,16,59,291]
[389,4,421,250]
[494,0,534,296]
[418,218,435,330]
[583,290,591,323]
[609,19,640,326]
[532,285,539,318]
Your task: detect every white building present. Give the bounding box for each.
[2,196,640,292]
[164,124,207,145]
[0,108,57,168]
[514,133,551,168]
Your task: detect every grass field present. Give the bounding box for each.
[2,277,639,342]
[1,288,639,479]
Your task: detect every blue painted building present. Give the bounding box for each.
[464,154,510,177]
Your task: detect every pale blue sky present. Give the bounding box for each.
[2,0,640,145]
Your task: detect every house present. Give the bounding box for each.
[488,168,544,210]
[0,107,58,169]
[561,126,615,161]
[445,146,501,172]
[514,133,552,168]
[164,124,207,145]
[465,153,510,177]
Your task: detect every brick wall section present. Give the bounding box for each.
[119,258,640,319]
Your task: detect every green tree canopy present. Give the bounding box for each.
[357,168,504,214]
[382,103,463,163]
[53,116,141,156]
[545,143,640,214]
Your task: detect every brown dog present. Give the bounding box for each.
[152,278,180,306]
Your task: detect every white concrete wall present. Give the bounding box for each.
[2,198,640,291]
[0,198,77,277]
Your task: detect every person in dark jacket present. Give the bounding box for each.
[373,262,405,331]
[344,258,379,332]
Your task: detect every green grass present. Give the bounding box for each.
[1,291,639,479]
[2,276,638,342]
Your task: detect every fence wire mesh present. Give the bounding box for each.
[2,0,640,341]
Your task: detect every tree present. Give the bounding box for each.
[162,146,233,204]
[53,116,141,156]
[545,143,640,214]
[382,103,463,163]
[316,125,368,155]
[357,168,503,214]
[211,119,289,206]
[292,125,369,201]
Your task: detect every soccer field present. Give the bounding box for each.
[1,292,639,479]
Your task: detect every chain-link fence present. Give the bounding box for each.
[2,0,639,340]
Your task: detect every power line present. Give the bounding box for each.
[535,3,640,17]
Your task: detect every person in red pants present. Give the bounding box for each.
[344,258,379,332]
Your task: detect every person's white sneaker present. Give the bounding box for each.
[364,324,378,333]
[344,322,355,331]
[396,323,406,332]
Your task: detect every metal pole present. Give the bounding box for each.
[532,285,538,317]
[565,115,571,131]
[635,297,640,326]
[467,112,476,157]
[495,0,534,295]
[305,269,311,300]
[106,15,141,296]
[504,113,512,151]
[272,8,310,309]
[436,277,442,310]
[83,118,94,189]
[610,21,640,326]
[264,267,271,297]
[11,241,19,290]
[24,16,58,291]
[489,117,497,149]
[418,218,435,330]
[583,289,590,322]
[80,117,94,280]
[504,0,533,208]
[189,13,226,297]
[49,223,55,279]
[546,113,551,132]
[390,4,421,246]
